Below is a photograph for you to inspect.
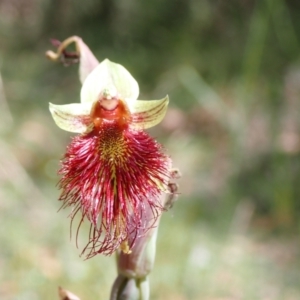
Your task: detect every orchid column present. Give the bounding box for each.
[46,37,179,300]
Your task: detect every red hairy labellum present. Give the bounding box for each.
[58,99,170,258]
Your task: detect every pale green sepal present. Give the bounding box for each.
[81,59,139,104]
[49,102,93,133]
[129,95,169,130]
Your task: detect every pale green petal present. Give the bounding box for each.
[80,59,139,104]
[129,96,169,130]
[49,102,93,133]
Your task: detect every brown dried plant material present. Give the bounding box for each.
[58,286,81,300]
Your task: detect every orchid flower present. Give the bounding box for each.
[46,36,171,258]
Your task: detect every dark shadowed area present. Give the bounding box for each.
[1,0,300,299]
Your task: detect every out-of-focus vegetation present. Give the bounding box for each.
[1,0,300,299]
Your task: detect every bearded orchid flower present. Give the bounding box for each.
[46,36,171,258]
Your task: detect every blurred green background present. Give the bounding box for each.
[1,0,300,299]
